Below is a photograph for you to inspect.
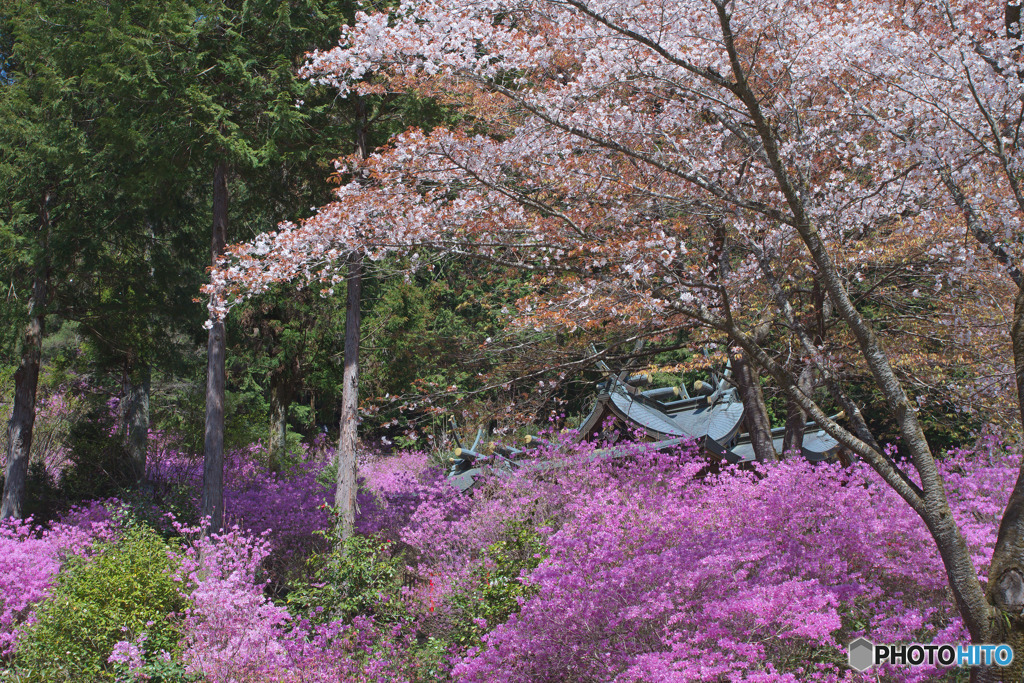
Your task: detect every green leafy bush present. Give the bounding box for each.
[58,410,138,504]
[445,520,546,647]
[286,532,410,625]
[12,521,187,682]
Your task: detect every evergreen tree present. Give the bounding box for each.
[184,0,358,531]
[0,0,357,519]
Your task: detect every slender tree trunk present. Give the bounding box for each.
[711,14,993,643]
[707,212,775,461]
[732,351,777,462]
[782,364,813,457]
[1,271,47,520]
[121,363,151,481]
[2,195,50,520]
[335,252,362,538]
[268,374,291,473]
[973,287,1024,682]
[201,161,229,532]
[334,98,369,539]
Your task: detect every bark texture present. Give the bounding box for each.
[782,364,813,457]
[731,351,777,462]
[121,363,151,481]
[201,161,229,532]
[1,272,47,520]
[334,98,369,539]
[335,253,362,538]
[268,375,292,473]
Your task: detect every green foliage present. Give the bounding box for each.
[405,636,455,683]
[286,532,411,626]
[12,521,187,682]
[850,380,982,459]
[21,462,62,523]
[444,520,546,648]
[359,258,536,445]
[0,461,62,525]
[110,655,199,683]
[57,407,137,504]
[149,375,281,457]
[227,285,347,442]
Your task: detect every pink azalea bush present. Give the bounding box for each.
[30,389,79,480]
[174,523,292,680]
[222,441,333,584]
[274,614,447,683]
[450,448,960,682]
[369,437,1011,682]
[158,433,1006,683]
[146,433,334,584]
[357,449,444,539]
[0,502,114,657]
[3,433,1020,682]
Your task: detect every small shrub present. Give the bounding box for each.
[0,515,109,658]
[445,519,546,647]
[286,530,410,626]
[223,448,331,594]
[176,524,290,681]
[59,412,138,504]
[12,521,186,682]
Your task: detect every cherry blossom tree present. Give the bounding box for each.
[208,0,1024,675]
[844,9,1024,665]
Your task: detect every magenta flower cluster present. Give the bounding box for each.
[222,441,333,576]
[450,446,969,681]
[2,433,1019,682]
[171,438,1017,682]
[0,501,114,656]
[173,522,292,680]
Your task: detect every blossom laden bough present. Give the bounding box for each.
[204,0,1024,671]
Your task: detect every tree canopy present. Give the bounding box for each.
[205,0,1024,672]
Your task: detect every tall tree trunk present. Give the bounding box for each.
[268,373,291,473]
[782,364,813,457]
[732,351,777,462]
[2,195,50,520]
[974,286,1024,682]
[715,32,993,644]
[1,271,47,520]
[334,98,369,539]
[708,215,776,460]
[334,252,362,538]
[201,161,229,532]
[121,363,151,481]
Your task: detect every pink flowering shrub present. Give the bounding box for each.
[446,444,1004,682]
[357,450,444,539]
[354,435,1010,682]
[222,440,334,587]
[172,519,445,683]
[12,516,184,682]
[3,432,1018,682]
[0,388,81,485]
[275,614,449,683]
[30,389,80,481]
[145,435,334,586]
[175,524,291,681]
[0,506,114,657]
